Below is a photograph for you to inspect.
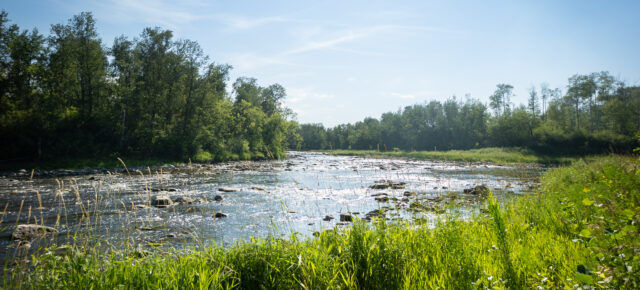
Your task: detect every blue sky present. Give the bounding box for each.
[4,0,640,126]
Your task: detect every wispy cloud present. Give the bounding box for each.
[92,0,291,32]
[95,0,203,29]
[285,24,461,55]
[217,15,287,30]
[287,30,368,54]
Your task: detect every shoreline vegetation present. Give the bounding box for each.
[0,146,594,173]
[321,147,599,165]
[4,155,639,288]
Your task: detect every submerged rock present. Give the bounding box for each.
[151,195,173,208]
[12,224,57,240]
[133,204,149,210]
[369,180,406,190]
[365,209,384,220]
[251,186,265,191]
[173,196,194,204]
[403,191,417,197]
[214,212,228,218]
[214,195,224,201]
[323,215,334,221]
[218,187,240,192]
[340,213,353,222]
[463,185,490,196]
[375,196,390,202]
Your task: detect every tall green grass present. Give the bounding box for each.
[324,147,595,164]
[4,155,639,289]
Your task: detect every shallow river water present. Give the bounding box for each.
[0,152,543,260]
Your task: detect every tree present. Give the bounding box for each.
[489,84,514,116]
[527,86,539,119]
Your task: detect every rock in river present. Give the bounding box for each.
[12,224,57,240]
[218,187,240,192]
[323,215,335,221]
[214,195,224,201]
[340,213,353,222]
[214,212,228,218]
[151,195,173,208]
[463,185,490,196]
[369,180,406,190]
[173,196,194,204]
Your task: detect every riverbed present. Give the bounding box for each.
[0,151,542,260]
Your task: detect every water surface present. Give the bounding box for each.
[0,152,542,259]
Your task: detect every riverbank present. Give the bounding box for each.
[0,156,186,174]
[323,147,598,165]
[4,155,638,288]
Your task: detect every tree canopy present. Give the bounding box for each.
[0,11,301,162]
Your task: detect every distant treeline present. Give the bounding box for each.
[0,11,302,162]
[300,72,640,155]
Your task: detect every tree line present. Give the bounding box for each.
[300,72,639,155]
[0,11,302,162]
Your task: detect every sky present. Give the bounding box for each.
[3,0,640,127]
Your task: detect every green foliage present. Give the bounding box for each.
[326,147,587,164]
[193,151,214,163]
[0,10,299,164]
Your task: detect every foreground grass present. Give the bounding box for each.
[4,156,639,289]
[323,147,597,164]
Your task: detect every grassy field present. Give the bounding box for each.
[323,147,597,165]
[4,155,639,289]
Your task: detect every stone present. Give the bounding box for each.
[403,191,417,196]
[173,196,194,204]
[375,196,389,202]
[463,185,490,196]
[340,213,353,222]
[134,204,148,210]
[214,212,228,218]
[214,195,224,201]
[218,187,240,192]
[369,180,406,190]
[323,215,334,221]
[151,195,173,208]
[251,186,265,191]
[12,224,57,240]
[365,209,383,219]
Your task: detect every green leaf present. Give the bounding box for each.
[582,198,594,206]
[579,228,591,237]
[622,209,635,220]
[623,225,636,233]
[575,273,593,284]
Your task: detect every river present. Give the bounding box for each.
[0,151,542,260]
